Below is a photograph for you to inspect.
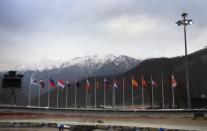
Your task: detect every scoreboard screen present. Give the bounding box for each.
[2,78,22,89]
[1,71,23,89]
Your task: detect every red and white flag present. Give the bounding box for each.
[171,74,177,88]
[86,79,91,89]
[58,80,65,89]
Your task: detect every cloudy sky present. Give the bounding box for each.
[0,0,207,70]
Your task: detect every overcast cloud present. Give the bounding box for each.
[0,0,207,70]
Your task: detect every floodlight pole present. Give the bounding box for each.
[183,14,191,109]
[176,13,193,109]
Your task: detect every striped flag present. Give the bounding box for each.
[58,80,65,89]
[49,78,56,88]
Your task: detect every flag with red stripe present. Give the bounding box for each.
[49,78,56,88]
[58,80,65,89]
[171,74,177,88]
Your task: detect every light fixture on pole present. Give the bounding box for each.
[176,13,193,109]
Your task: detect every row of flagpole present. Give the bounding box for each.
[28,73,178,109]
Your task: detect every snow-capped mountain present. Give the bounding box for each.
[92,55,140,76]
[13,54,140,98]
[15,54,119,72]
[15,58,63,71]
[15,54,141,79]
[58,54,117,75]
[113,55,140,67]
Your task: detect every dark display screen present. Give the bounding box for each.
[2,78,22,89]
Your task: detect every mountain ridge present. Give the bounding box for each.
[14,54,139,72]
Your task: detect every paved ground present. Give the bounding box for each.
[0,111,207,130]
[0,128,59,131]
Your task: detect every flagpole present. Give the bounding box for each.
[172,86,175,109]
[114,85,116,109]
[28,77,32,107]
[48,82,50,107]
[122,76,125,109]
[57,86,59,109]
[142,76,144,109]
[86,80,88,108]
[112,79,114,109]
[161,74,165,109]
[171,74,178,109]
[95,77,97,109]
[131,76,134,109]
[151,74,153,109]
[112,85,115,109]
[38,84,40,107]
[104,80,106,107]
[66,81,68,109]
[75,78,77,108]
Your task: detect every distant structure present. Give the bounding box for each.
[2,71,23,105]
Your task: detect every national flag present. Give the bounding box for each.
[58,80,65,89]
[151,79,157,88]
[30,76,38,86]
[132,76,138,89]
[104,78,109,88]
[49,78,56,88]
[33,79,38,85]
[39,80,45,88]
[32,80,38,85]
[76,82,80,88]
[85,79,91,90]
[113,79,119,88]
[96,81,99,88]
[141,76,148,88]
[58,80,65,96]
[171,74,177,88]
[66,80,71,88]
